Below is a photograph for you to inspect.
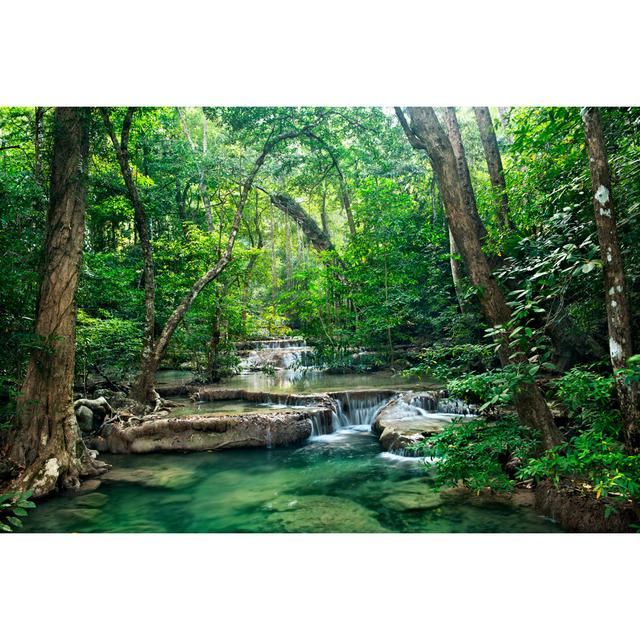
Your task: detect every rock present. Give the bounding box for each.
[104,466,198,490]
[75,405,95,434]
[75,478,102,493]
[56,508,102,527]
[372,392,473,455]
[74,492,109,508]
[265,494,388,533]
[87,409,319,454]
[380,479,444,512]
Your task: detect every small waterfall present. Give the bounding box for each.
[329,398,351,430]
[436,397,475,415]
[409,394,439,412]
[309,409,334,437]
[409,392,474,416]
[336,392,396,427]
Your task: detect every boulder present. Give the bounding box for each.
[75,405,95,434]
[87,409,319,454]
[372,392,472,455]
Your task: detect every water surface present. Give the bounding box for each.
[23,426,561,533]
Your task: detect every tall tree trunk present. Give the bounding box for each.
[442,107,487,240]
[101,108,157,405]
[396,106,561,449]
[448,224,465,312]
[2,108,108,497]
[473,107,512,229]
[583,107,639,451]
[320,181,330,238]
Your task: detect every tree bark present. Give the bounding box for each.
[473,107,512,229]
[101,108,157,405]
[582,107,639,451]
[442,108,487,240]
[2,108,108,497]
[396,106,561,449]
[320,181,330,238]
[448,224,465,312]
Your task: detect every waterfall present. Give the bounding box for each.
[308,409,334,437]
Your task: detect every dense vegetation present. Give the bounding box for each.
[1,106,639,525]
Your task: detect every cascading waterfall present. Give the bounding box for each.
[409,393,475,416]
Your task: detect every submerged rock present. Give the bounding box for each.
[74,492,109,508]
[103,466,198,490]
[380,479,444,512]
[265,494,388,533]
[55,508,102,527]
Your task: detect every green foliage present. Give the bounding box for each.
[76,310,143,384]
[520,365,639,505]
[0,491,36,533]
[550,366,615,425]
[404,342,495,380]
[412,416,540,493]
[522,432,640,504]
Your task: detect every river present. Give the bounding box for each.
[22,368,562,533]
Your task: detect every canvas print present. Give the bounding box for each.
[1,106,638,533]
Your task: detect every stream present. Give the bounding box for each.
[22,355,563,533]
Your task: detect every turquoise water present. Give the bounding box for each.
[22,426,562,533]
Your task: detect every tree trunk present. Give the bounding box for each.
[321,181,330,238]
[448,224,465,312]
[473,107,512,229]
[101,108,157,405]
[582,107,639,451]
[396,106,561,449]
[442,107,487,240]
[2,108,108,497]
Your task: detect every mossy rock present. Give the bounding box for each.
[265,494,388,533]
[73,492,109,508]
[56,508,102,527]
[380,480,444,512]
[104,466,198,490]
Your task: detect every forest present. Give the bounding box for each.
[1,105,639,533]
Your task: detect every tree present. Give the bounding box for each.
[582,107,639,451]
[2,108,107,497]
[395,106,561,449]
[441,107,486,240]
[473,107,511,229]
